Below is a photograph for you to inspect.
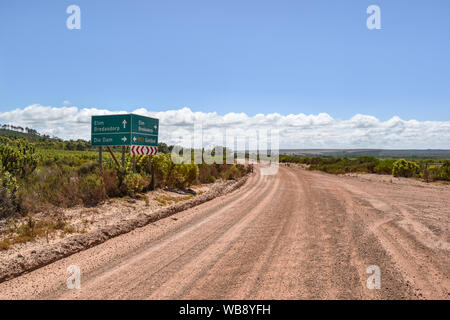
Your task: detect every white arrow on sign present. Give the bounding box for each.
[122,120,127,128]
[133,136,137,142]
[121,136,127,142]
[154,125,158,130]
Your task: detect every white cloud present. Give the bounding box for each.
[0,104,449,149]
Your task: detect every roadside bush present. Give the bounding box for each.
[355,156,380,173]
[0,170,19,218]
[166,163,188,189]
[204,175,216,183]
[0,185,16,219]
[135,155,152,174]
[122,173,148,196]
[423,165,441,182]
[422,162,450,182]
[441,162,450,181]
[0,144,21,177]
[102,169,122,197]
[185,164,199,186]
[140,173,154,192]
[150,154,198,189]
[198,163,219,183]
[78,173,106,206]
[392,159,420,178]
[0,139,39,178]
[282,155,433,180]
[151,153,172,188]
[77,161,99,176]
[20,166,80,209]
[222,165,240,180]
[306,157,381,174]
[374,159,395,175]
[172,163,199,188]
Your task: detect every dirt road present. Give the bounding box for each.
[1,166,448,299]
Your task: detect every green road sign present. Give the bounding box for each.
[91,114,159,147]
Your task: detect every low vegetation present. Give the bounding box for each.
[0,130,251,222]
[280,155,450,181]
[0,214,79,250]
[153,194,194,206]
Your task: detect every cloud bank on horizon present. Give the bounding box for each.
[0,104,449,149]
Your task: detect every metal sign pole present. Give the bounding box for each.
[98,147,103,172]
[148,155,155,190]
[132,154,136,173]
[121,146,125,168]
[107,146,120,169]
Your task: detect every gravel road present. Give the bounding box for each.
[0,166,448,299]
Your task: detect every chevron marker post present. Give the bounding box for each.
[130,145,158,155]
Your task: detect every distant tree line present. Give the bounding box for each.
[1,124,41,136]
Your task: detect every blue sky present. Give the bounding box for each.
[0,0,449,122]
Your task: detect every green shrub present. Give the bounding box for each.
[198,163,219,183]
[423,165,440,182]
[174,163,199,187]
[78,173,106,206]
[166,164,186,189]
[102,169,122,197]
[355,156,380,173]
[77,161,99,176]
[374,159,395,175]
[392,159,420,178]
[123,173,148,196]
[0,139,39,178]
[0,144,21,177]
[20,165,80,209]
[0,170,19,218]
[185,164,199,186]
[151,153,172,188]
[0,185,15,218]
[0,238,10,250]
[222,165,240,180]
[135,155,152,174]
[422,162,450,182]
[306,157,381,174]
[151,154,199,189]
[439,161,450,181]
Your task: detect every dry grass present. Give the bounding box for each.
[80,208,99,217]
[0,238,10,251]
[153,194,193,206]
[1,215,77,249]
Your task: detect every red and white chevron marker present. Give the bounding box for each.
[130,145,158,155]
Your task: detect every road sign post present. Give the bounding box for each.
[91,114,159,171]
[121,146,125,168]
[107,146,120,168]
[91,114,159,148]
[98,147,102,171]
[148,155,155,190]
